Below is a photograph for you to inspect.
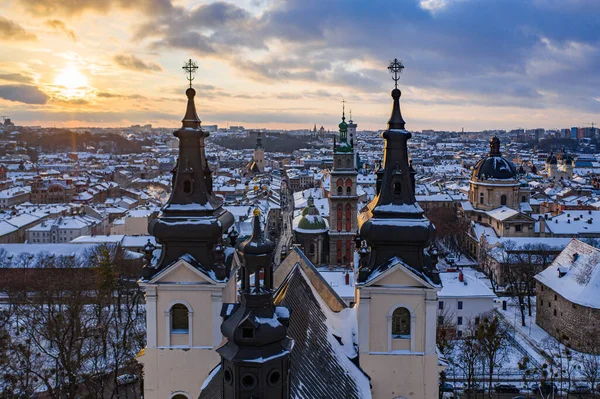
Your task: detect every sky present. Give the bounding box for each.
[0,0,599,131]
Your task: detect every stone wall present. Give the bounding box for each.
[536,281,600,354]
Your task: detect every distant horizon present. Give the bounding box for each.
[1,0,599,131]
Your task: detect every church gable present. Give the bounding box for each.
[149,259,215,285]
[364,258,435,289]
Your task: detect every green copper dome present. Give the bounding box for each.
[294,196,328,232]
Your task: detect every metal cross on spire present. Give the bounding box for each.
[341,98,346,119]
[182,59,199,88]
[387,58,404,89]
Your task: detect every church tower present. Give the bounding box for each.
[253,132,265,173]
[328,103,358,266]
[218,209,293,399]
[139,60,237,399]
[355,59,441,399]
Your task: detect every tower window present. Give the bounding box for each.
[171,304,189,333]
[268,370,281,387]
[241,374,257,390]
[391,307,410,338]
[393,182,401,195]
[521,195,526,202]
[501,195,507,206]
[224,368,233,385]
[457,316,463,326]
[346,186,351,195]
[480,193,484,204]
[309,243,315,255]
[183,180,192,194]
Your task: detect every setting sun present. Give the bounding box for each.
[54,65,88,97]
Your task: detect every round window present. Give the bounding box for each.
[268,370,281,386]
[241,373,256,389]
[223,368,232,385]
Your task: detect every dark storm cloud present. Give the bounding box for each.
[0,16,37,40]
[0,85,48,104]
[113,54,163,73]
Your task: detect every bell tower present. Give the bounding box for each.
[218,209,293,399]
[328,100,358,266]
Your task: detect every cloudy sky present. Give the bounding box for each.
[0,0,599,131]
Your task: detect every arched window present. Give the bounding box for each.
[336,159,341,167]
[171,304,189,333]
[337,186,343,195]
[394,182,401,195]
[346,186,351,195]
[500,195,507,206]
[337,178,343,196]
[336,240,342,264]
[309,242,315,255]
[345,178,352,187]
[346,158,351,167]
[336,204,343,231]
[345,203,352,232]
[479,193,484,204]
[521,195,526,203]
[392,307,410,338]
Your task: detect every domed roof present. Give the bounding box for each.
[473,135,517,180]
[294,196,328,233]
[546,151,558,165]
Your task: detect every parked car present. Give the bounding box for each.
[569,383,591,394]
[445,254,456,264]
[495,383,520,393]
[440,382,454,393]
[116,374,138,386]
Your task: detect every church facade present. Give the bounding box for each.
[139,60,442,399]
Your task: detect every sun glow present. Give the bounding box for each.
[54,65,89,98]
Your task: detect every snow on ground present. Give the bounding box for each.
[496,297,600,378]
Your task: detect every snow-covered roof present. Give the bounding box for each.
[535,239,600,308]
[438,272,496,299]
[486,206,519,221]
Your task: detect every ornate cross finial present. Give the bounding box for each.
[349,109,352,121]
[341,98,346,120]
[388,58,404,89]
[182,59,199,88]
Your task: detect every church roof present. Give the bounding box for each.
[472,136,517,180]
[199,263,372,399]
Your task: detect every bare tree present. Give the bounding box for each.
[456,321,482,399]
[475,313,509,397]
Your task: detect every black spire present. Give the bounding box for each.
[143,60,234,280]
[357,60,438,285]
[217,209,293,399]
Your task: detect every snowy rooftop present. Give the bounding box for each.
[535,239,600,308]
[438,271,496,299]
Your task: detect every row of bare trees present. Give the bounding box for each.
[519,335,600,398]
[0,245,145,398]
[479,240,556,326]
[438,312,511,398]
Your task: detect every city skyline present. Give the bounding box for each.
[1,0,599,130]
